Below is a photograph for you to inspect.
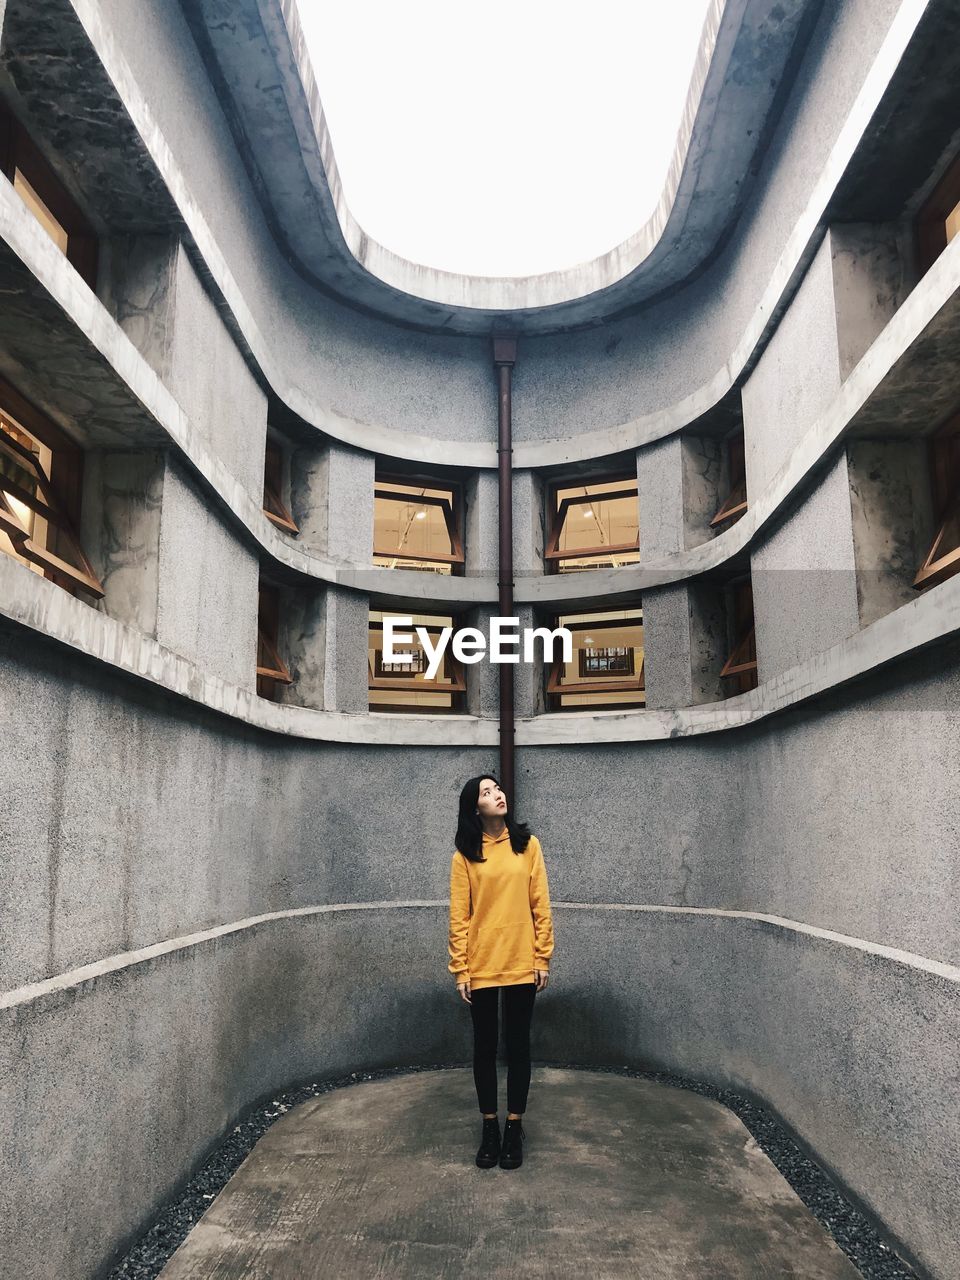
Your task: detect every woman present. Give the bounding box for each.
[448,774,554,1170]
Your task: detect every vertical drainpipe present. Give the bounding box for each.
[492,334,518,806]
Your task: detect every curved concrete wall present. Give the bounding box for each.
[37,0,917,460]
[2,1,960,1279]
[3,625,960,1279]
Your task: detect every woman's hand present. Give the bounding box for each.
[535,968,549,992]
[457,980,472,1003]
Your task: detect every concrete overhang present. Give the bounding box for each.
[180,0,826,335]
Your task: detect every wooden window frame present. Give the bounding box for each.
[367,615,466,712]
[0,103,98,289]
[913,413,960,590]
[710,429,748,528]
[546,611,646,709]
[720,576,758,694]
[0,375,103,598]
[916,149,960,277]
[256,581,293,700]
[262,435,299,535]
[373,471,465,573]
[545,472,640,572]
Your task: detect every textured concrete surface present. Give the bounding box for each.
[156,1070,861,1280]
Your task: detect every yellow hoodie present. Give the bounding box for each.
[448,826,554,990]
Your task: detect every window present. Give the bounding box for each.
[710,429,748,529]
[256,581,293,700]
[262,435,299,535]
[0,104,98,288]
[368,610,466,711]
[545,474,640,573]
[719,577,758,695]
[913,413,960,591]
[546,608,645,709]
[373,474,464,574]
[916,149,960,276]
[0,376,103,599]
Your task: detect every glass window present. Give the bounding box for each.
[916,149,960,276]
[914,413,960,590]
[262,435,299,534]
[710,429,748,529]
[0,378,103,599]
[373,476,464,574]
[546,475,640,572]
[368,610,465,711]
[719,577,758,695]
[546,607,645,709]
[0,103,98,287]
[256,581,293,700]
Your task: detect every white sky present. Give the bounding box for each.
[296,1,714,278]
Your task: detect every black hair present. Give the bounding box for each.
[455,773,532,863]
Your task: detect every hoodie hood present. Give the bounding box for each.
[481,825,511,844]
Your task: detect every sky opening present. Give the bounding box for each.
[296,1,714,279]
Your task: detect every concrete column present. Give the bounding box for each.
[100,236,268,493]
[155,456,259,689]
[680,434,725,549]
[638,436,731,707]
[318,586,369,713]
[743,233,869,681]
[80,448,164,634]
[846,438,934,628]
[290,441,374,566]
[464,468,543,581]
[287,442,373,710]
[276,582,325,710]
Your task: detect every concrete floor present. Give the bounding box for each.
[158,1067,862,1279]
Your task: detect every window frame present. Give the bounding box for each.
[545,609,646,710]
[373,470,465,574]
[913,413,960,591]
[916,149,960,277]
[719,576,758,694]
[256,581,293,701]
[0,103,98,289]
[367,612,466,713]
[544,471,640,573]
[0,375,103,599]
[262,434,299,535]
[710,429,748,528]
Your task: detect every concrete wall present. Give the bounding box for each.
[3,626,959,1280]
[1,2,959,1280]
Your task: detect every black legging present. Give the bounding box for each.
[469,983,537,1115]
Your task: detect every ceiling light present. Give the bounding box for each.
[415,509,427,519]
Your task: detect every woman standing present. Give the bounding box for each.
[448,774,555,1170]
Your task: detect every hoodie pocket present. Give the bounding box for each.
[469,920,534,975]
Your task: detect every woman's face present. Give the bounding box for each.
[476,777,507,820]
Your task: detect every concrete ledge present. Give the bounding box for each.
[4,171,959,612]
[2,903,955,1279]
[3,546,959,746]
[63,0,932,465]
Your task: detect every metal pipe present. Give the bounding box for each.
[492,335,517,808]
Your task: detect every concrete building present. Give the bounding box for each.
[1,0,959,1275]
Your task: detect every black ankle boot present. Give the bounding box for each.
[499,1117,525,1169]
[476,1116,501,1168]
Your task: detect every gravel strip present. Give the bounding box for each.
[107,1060,918,1280]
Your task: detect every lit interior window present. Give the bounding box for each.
[368,609,465,711]
[373,477,463,574]
[547,608,645,709]
[0,403,102,598]
[547,477,640,572]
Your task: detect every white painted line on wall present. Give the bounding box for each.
[4,901,957,1013]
